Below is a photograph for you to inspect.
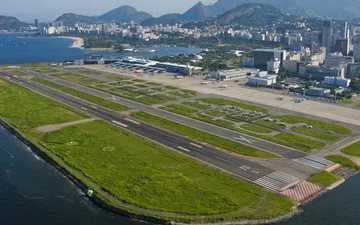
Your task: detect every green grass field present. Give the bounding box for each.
[240,124,273,134]
[0,79,84,134]
[325,155,360,170]
[199,98,268,114]
[8,69,28,76]
[275,133,326,152]
[341,141,360,156]
[255,119,286,130]
[40,120,291,221]
[182,101,213,110]
[52,73,102,86]
[292,127,342,142]
[307,172,340,186]
[132,112,277,158]
[33,78,130,112]
[0,78,294,222]
[273,115,352,135]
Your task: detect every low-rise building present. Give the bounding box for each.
[323,76,351,87]
[306,87,331,97]
[247,71,278,87]
[207,68,257,81]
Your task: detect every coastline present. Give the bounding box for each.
[57,36,85,49]
[0,116,299,225]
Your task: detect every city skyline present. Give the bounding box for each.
[0,0,216,22]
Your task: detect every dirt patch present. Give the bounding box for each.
[36,118,96,133]
[0,79,8,85]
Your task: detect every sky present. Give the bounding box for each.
[0,0,216,22]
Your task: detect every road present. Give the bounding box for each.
[25,69,306,160]
[1,71,305,192]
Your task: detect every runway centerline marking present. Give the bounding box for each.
[91,105,98,109]
[124,118,141,125]
[190,143,203,148]
[111,120,128,128]
[215,156,232,164]
[177,146,191,152]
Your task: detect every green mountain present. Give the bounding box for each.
[56,13,97,26]
[181,1,214,22]
[56,5,153,25]
[99,6,153,23]
[215,3,285,26]
[208,0,360,19]
[0,16,28,30]
[141,13,182,26]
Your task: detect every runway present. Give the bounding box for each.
[1,71,303,192]
[24,69,306,160]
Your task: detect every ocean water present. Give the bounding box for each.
[0,34,202,65]
[0,35,359,225]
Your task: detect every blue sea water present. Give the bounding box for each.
[0,34,202,65]
[0,34,359,225]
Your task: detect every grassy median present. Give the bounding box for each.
[0,79,85,134]
[307,172,340,186]
[325,155,359,170]
[273,115,352,135]
[0,79,293,222]
[32,77,129,112]
[341,141,360,156]
[132,112,277,158]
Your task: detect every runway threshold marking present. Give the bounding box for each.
[190,143,203,148]
[124,118,141,125]
[177,146,191,152]
[112,120,128,128]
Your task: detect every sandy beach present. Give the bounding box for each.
[58,36,84,49]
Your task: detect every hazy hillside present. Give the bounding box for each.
[99,6,153,23]
[56,13,97,26]
[0,16,28,30]
[216,3,285,26]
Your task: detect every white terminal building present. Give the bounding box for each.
[207,68,257,81]
[247,71,278,87]
[116,57,202,76]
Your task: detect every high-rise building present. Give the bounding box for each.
[341,21,349,39]
[321,20,334,54]
[34,19,39,28]
[353,35,360,62]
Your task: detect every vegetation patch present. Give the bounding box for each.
[325,155,359,170]
[199,98,268,114]
[292,127,341,142]
[307,172,340,186]
[40,120,291,221]
[8,69,28,76]
[182,101,213,110]
[273,115,352,135]
[0,79,84,135]
[341,141,360,156]
[275,133,326,152]
[240,124,273,134]
[255,119,286,130]
[33,78,129,112]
